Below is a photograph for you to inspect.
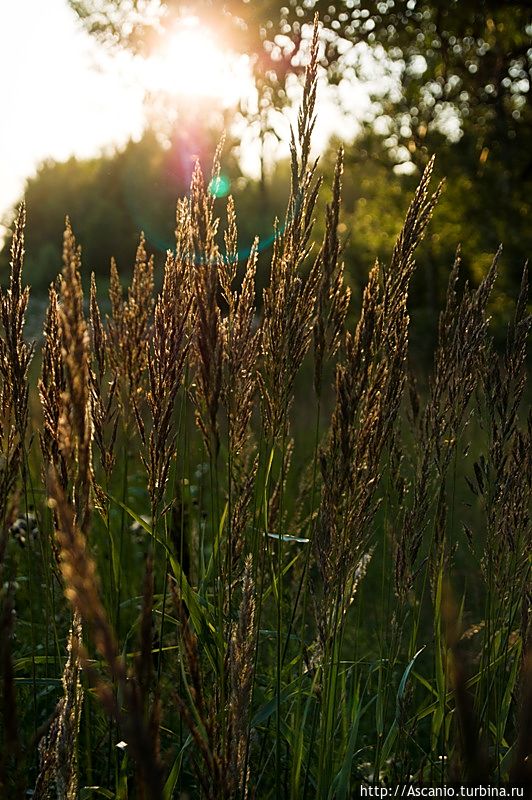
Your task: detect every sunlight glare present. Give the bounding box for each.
[145,16,253,107]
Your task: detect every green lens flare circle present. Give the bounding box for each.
[208,174,231,198]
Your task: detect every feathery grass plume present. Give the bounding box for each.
[143,249,192,514]
[190,151,224,459]
[477,264,531,590]
[89,272,105,378]
[0,211,33,790]
[47,473,164,799]
[314,258,385,780]
[227,554,256,797]
[33,615,83,800]
[57,220,93,533]
[478,417,531,592]
[316,157,441,639]
[226,456,258,577]
[313,147,351,398]
[259,15,322,441]
[221,197,260,460]
[107,235,154,420]
[48,470,120,682]
[466,265,531,760]
[131,239,191,724]
[0,206,33,572]
[394,246,499,599]
[89,272,118,488]
[39,283,68,491]
[0,203,34,442]
[220,197,261,571]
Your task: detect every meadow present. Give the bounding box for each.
[0,23,531,799]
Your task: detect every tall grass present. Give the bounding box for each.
[0,17,531,798]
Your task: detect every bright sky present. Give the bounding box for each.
[0,0,376,241]
[0,0,145,236]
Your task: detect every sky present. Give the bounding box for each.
[0,0,148,237]
[0,0,375,242]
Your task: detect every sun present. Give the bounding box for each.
[144,16,253,108]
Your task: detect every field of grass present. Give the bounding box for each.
[0,23,531,799]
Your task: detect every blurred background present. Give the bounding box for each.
[1,0,530,360]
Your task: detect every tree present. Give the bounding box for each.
[68,2,531,142]
[67,2,532,289]
[0,128,289,297]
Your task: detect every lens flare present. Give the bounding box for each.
[209,174,231,198]
[145,16,253,108]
